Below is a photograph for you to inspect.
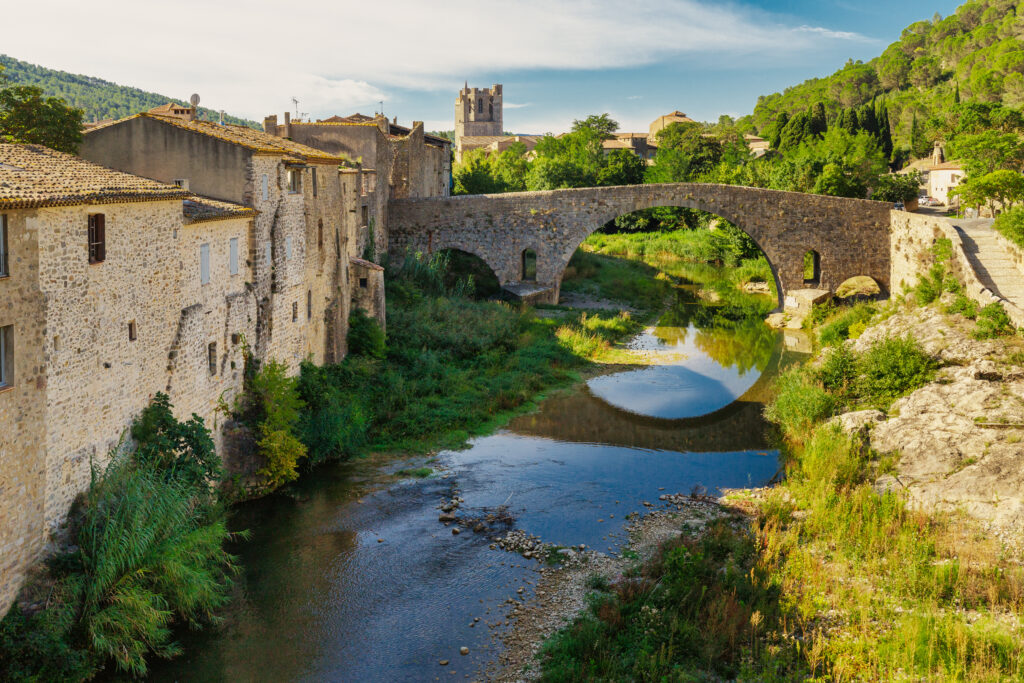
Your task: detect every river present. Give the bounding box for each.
[149,264,803,682]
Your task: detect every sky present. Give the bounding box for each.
[4,0,963,134]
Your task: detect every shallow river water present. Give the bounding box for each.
[150,273,802,682]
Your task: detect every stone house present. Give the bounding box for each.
[0,145,196,614]
[262,112,451,258]
[80,110,351,369]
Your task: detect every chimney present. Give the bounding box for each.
[219,110,225,126]
[284,111,292,138]
[263,115,278,135]
[188,106,197,122]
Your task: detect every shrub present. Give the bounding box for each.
[816,344,859,399]
[912,263,946,306]
[944,292,978,319]
[856,336,936,407]
[973,302,1015,339]
[131,392,221,490]
[347,308,386,359]
[818,303,875,346]
[993,206,1024,250]
[765,366,836,440]
[247,360,307,487]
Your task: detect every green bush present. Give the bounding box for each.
[765,366,837,440]
[993,206,1024,250]
[131,392,220,490]
[856,336,936,407]
[944,292,978,319]
[912,264,946,306]
[347,308,386,359]
[818,303,875,346]
[816,344,859,399]
[973,302,1015,339]
[247,360,307,487]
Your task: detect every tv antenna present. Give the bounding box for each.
[292,96,300,118]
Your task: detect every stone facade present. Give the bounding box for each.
[455,84,503,140]
[389,183,894,305]
[349,257,386,331]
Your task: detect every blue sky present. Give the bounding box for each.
[5,0,962,134]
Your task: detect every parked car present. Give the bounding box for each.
[894,201,905,210]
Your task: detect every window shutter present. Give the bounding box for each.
[200,243,210,284]
[96,214,106,262]
[261,174,269,201]
[229,238,239,275]
[265,241,272,266]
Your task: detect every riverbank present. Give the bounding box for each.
[515,284,1024,680]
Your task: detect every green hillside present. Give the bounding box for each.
[0,55,259,128]
[745,0,1024,157]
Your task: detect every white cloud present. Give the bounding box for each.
[503,102,532,109]
[2,0,871,120]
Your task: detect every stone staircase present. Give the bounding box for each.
[955,220,1024,311]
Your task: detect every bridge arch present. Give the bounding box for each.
[388,183,893,305]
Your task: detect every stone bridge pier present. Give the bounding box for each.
[389,183,894,306]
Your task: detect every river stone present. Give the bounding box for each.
[439,512,457,522]
[460,646,469,655]
[452,527,461,535]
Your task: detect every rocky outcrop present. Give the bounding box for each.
[850,306,1024,538]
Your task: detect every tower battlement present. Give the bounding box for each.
[455,83,503,140]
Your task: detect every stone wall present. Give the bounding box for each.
[389,183,894,304]
[890,211,1024,327]
[0,208,47,614]
[167,214,257,449]
[349,257,386,331]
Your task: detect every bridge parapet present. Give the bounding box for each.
[389,183,894,305]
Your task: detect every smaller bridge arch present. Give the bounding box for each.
[388,184,893,305]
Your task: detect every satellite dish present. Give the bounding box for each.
[189,93,200,107]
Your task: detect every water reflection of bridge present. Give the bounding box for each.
[507,346,805,455]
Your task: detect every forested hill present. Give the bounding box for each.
[0,55,259,128]
[745,0,1023,157]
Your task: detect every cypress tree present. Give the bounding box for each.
[954,81,961,104]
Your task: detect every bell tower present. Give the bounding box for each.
[455,83,503,140]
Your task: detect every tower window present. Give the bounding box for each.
[128,321,137,341]
[307,290,312,320]
[477,97,483,113]
[318,220,324,251]
[208,342,217,376]
[0,214,8,277]
[292,302,298,322]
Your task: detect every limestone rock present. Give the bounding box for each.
[827,409,885,439]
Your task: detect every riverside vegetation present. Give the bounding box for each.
[535,250,1024,681]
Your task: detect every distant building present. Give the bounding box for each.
[901,142,964,206]
[456,83,521,163]
[648,111,696,139]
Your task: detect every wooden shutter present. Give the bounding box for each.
[95,214,105,262]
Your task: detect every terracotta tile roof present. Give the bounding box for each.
[182,194,256,224]
[349,256,384,271]
[602,139,634,149]
[87,113,349,164]
[0,144,189,210]
[321,113,376,124]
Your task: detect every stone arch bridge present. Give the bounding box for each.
[388,183,894,305]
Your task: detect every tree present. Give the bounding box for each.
[0,84,84,153]
[597,149,645,186]
[952,169,1024,214]
[949,129,1024,176]
[648,122,723,183]
[871,171,923,202]
[571,113,619,139]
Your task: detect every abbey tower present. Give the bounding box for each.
[455,83,503,140]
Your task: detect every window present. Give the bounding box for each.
[0,214,8,277]
[307,290,312,320]
[261,174,269,201]
[0,325,12,388]
[208,342,217,376]
[477,97,483,113]
[128,321,137,341]
[359,277,368,289]
[172,178,189,190]
[200,243,210,284]
[292,302,298,322]
[803,250,821,285]
[489,102,493,117]
[88,214,106,264]
[287,168,301,193]
[229,237,239,275]
[361,206,368,227]
[335,228,341,258]
[231,333,241,345]
[285,236,293,260]
[312,168,318,197]
[317,220,324,251]
[522,249,537,282]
